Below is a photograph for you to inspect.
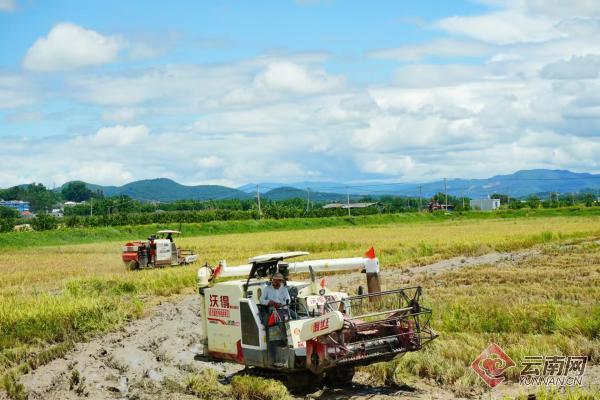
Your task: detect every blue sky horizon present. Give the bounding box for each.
[1,0,599,187]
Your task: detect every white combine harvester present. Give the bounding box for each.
[196,248,437,387]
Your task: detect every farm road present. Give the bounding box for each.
[8,243,592,400]
[328,246,542,292]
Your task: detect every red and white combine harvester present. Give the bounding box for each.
[122,230,198,270]
[196,248,437,387]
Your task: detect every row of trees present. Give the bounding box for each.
[1,181,599,233]
[0,181,101,213]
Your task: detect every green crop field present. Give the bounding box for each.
[1,212,600,399]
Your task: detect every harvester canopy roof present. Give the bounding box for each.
[157,230,181,234]
[248,251,309,263]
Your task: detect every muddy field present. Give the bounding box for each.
[8,242,598,400]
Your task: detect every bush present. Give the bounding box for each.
[0,217,16,233]
[30,214,58,231]
[0,206,20,219]
[230,375,291,400]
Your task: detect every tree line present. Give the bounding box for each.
[1,180,598,232]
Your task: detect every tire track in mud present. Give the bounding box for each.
[17,296,241,400]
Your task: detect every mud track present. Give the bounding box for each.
[9,243,596,399]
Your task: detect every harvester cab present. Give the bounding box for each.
[122,230,198,269]
[196,249,437,386]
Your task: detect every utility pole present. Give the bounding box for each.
[256,184,262,219]
[418,185,422,212]
[444,178,448,211]
[461,188,465,209]
[346,186,351,217]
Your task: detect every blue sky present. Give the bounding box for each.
[0,0,599,187]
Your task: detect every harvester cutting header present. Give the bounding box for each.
[196,248,437,386]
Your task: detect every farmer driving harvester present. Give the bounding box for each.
[260,272,290,307]
[260,272,291,367]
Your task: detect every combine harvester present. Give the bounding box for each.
[196,248,437,387]
[122,230,198,269]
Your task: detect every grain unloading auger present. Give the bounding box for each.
[196,248,437,387]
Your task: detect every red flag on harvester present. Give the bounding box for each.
[365,246,376,259]
[210,263,222,281]
[267,311,280,326]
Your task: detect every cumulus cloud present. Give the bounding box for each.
[254,62,344,94]
[23,23,122,71]
[540,54,600,79]
[89,125,149,147]
[3,2,600,187]
[68,125,149,149]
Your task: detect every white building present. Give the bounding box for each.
[470,198,501,211]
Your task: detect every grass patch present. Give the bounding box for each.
[230,375,291,400]
[512,387,600,399]
[361,242,600,396]
[185,369,229,399]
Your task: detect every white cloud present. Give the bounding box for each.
[197,156,225,169]
[55,162,134,186]
[23,23,121,71]
[254,61,344,94]
[359,156,416,176]
[101,107,142,123]
[370,38,491,61]
[0,74,36,109]
[540,54,600,79]
[70,64,248,107]
[393,64,488,87]
[435,11,561,44]
[0,0,16,11]
[82,125,149,147]
[522,0,600,18]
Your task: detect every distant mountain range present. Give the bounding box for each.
[67,178,251,202]
[242,169,600,199]
[51,169,599,202]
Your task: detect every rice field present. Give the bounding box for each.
[361,241,600,398]
[1,214,600,398]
